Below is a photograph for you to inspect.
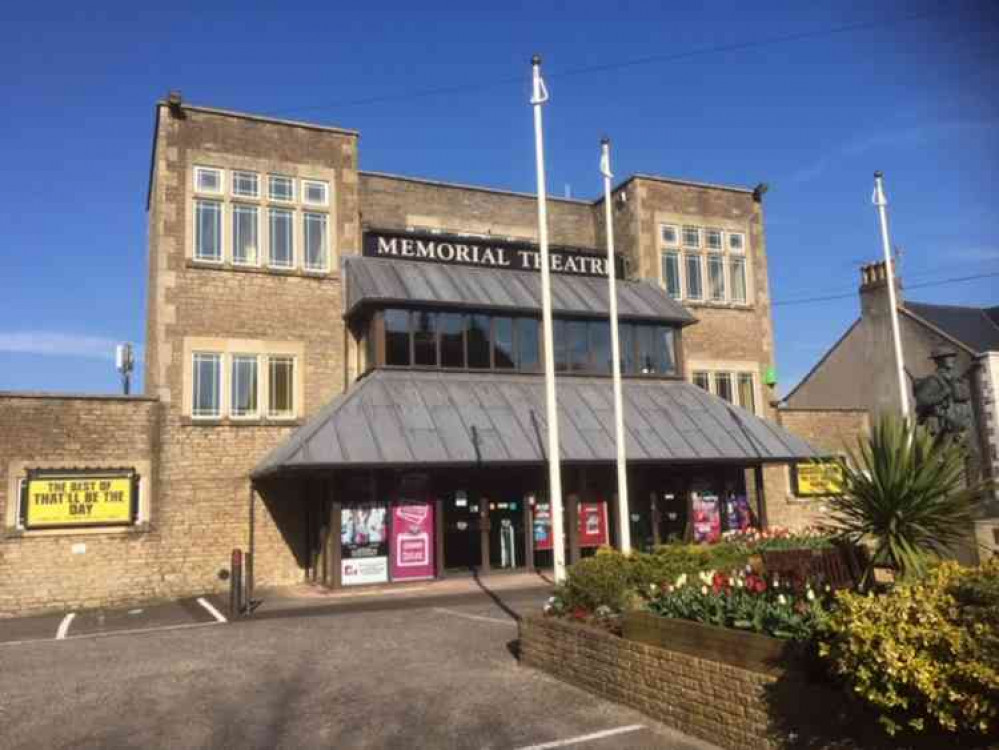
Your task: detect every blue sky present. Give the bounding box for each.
[0,0,996,395]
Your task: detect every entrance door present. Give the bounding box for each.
[488,497,525,569]
[443,491,481,570]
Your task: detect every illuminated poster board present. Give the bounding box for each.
[23,472,136,529]
[340,505,388,586]
[794,461,844,497]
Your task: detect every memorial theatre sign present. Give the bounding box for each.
[363,229,625,278]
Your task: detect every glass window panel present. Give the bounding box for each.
[655,327,676,374]
[195,200,222,261]
[192,353,221,417]
[730,256,747,304]
[685,254,703,300]
[384,309,411,366]
[637,325,657,374]
[660,224,679,246]
[195,167,222,194]
[413,311,438,367]
[706,228,723,250]
[493,316,515,370]
[728,232,745,253]
[232,171,258,198]
[618,324,636,375]
[269,208,294,268]
[738,373,756,413]
[568,320,588,372]
[553,319,568,373]
[589,321,611,374]
[715,372,734,403]
[440,313,465,368]
[467,314,491,369]
[708,254,726,301]
[662,251,681,299]
[268,356,295,417]
[269,175,294,201]
[231,355,258,417]
[693,371,710,391]
[303,212,328,271]
[232,204,258,265]
[302,180,328,205]
[515,318,539,371]
[682,226,700,248]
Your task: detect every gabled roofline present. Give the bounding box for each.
[899,304,980,356]
[781,318,861,404]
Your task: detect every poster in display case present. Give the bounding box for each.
[390,502,435,581]
[341,505,388,585]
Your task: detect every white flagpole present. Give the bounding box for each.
[600,138,631,554]
[872,170,910,419]
[531,55,567,584]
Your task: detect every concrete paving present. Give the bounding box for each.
[0,584,719,750]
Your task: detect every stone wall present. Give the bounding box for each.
[0,394,159,615]
[520,615,803,750]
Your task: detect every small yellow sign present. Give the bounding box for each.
[25,474,134,528]
[795,461,844,497]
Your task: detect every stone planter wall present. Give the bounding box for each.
[519,614,848,750]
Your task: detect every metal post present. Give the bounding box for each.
[600,137,631,554]
[531,54,567,584]
[872,171,910,419]
[229,548,242,618]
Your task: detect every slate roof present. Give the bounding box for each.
[253,370,817,477]
[904,301,999,354]
[342,256,696,324]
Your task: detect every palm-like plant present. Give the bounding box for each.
[829,414,989,585]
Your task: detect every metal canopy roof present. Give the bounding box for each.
[253,370,817,477]
[342,256,696,324]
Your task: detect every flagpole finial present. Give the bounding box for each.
[531,54,542,66]
[874,170,884,179]
[601,135,610,147]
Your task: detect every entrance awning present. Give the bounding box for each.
[343,256,696,324]
[253,370,818,478]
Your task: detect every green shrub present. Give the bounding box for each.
[555,548,635,614]
[819,560,999,738]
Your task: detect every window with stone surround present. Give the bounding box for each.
[689,366,759,414]
[659,222,751,306]
[192,352,222,418]
[194,200,223,262]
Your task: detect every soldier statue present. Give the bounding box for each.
[912,347,973,438]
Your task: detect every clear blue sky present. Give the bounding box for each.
[1,0,996,395]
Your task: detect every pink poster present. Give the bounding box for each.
[390,503,435,581]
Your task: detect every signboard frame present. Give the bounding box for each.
[792,458,846,498]
[21,468,138,530]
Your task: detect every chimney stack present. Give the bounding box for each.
[859,259,902,299]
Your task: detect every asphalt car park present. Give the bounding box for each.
[0,586,717,750]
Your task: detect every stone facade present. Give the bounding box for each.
[0,99,816,615]
[0,394,159,614]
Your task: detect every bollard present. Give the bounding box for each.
[230,549,243,618]
[243,551,254,616]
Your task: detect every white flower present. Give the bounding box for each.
[807,589,816,602]
[701,585,709,595]
[736,578,745,589]
[675,573,688,588]
[778,594,787,605]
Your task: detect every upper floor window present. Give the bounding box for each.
[268,356,296,418]
[268,175,295,202]
[232,171,259,198]
[690,368,758,414]
[194,166,222,194]
[192,352,222,418]
[302,180,329,206]
[231,355,259,417]
[269,208,294,268]
[660,223,750,306]
[195,200,223,262]
[303,212,329,271]
[232,204,259,266]
[374,308,677,377]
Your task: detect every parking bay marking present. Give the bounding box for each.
[433,607,515,626]
[55,612,76,640]
[196,597,228,623]
[512,724,646,750]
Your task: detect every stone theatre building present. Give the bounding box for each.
[0,96,821,615]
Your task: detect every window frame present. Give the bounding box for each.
[230,354,260,419]
[192,352,223,419]
[729,255,748,305]
[267,355,297,419]
[231,170,259,199]
[737,372,757,414]
[705,228,723,251]
[660,224,679,247]
[268,174,296,203]
[194,199,224,263]
[301,179,329,207]
[684,252,704,301]
[707,252,727,302]
[193,166,223,195]
[231,203,260,267]
[268,207,295,269]
[714,371,734,404]
[302,211,329,272]
[682,225,701,249]
[728,232,746,253]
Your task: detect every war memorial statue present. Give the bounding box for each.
[912,347,974,439]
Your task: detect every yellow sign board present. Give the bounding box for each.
[24,474,134,528]
[794,461,844,497]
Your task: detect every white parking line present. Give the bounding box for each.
[513,724,646,750]
[196,596,228,623]
[433,607,515,626]
[0,620,223,648]
[55,612,76,640]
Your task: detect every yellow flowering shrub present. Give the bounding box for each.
[819,560,999,737]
